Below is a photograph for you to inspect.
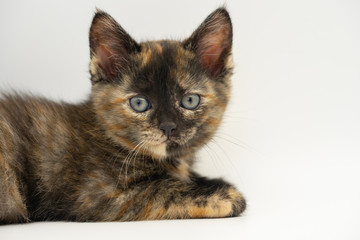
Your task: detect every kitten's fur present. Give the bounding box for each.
[0,8,245,224]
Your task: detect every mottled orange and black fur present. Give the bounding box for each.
[0,8,245,224]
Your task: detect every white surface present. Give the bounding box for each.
[1,0,360,239]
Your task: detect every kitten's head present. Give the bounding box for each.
[89,8,233,160]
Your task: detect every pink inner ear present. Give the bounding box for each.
[200,41,223,72]
[96,45,117,78]
[198,27,230,77]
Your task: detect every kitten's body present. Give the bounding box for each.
[0,8,246,224]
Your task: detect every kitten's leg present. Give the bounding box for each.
[133,175,246,220]
[72,174,245,221]
[0,118,28,224]
[0,154,28,224]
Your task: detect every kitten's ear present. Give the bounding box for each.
[89,10,140,82]
[183,8,233,77]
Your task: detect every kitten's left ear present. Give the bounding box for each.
[183,8,233,77]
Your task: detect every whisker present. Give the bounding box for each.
[203,143,222,172]
[213,134,250,150]
[215,133,263,156]
[119,140,144,187]
[127,140,147,180]
[208,140,228,170]
[209,139,241,179]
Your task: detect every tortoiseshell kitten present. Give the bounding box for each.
[0,8,245,224]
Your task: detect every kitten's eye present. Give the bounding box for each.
[129,96,151,112]
[181,94,200,110]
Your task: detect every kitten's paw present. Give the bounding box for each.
[189,186,246,218]
[227,186,246,217]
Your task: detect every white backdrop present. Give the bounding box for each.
[1,0,360,239]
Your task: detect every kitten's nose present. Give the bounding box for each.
[159,122,177,138]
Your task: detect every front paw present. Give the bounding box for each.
[226,186,246,217]
[189,185,246,218]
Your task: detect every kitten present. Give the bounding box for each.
[0,7,246,224]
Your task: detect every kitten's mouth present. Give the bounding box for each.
[163,137,178,146]
[143,136,183,159]
[163,137,181,150]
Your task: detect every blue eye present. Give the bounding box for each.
[181,94,200,110]
[130,96,151,112]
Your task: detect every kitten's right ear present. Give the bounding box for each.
[89,10,140,82]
